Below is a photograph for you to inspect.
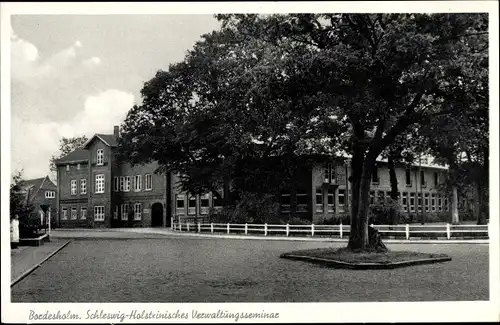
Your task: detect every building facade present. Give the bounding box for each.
[56,126,454,227]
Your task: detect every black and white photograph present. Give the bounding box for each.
[1,1,499,323]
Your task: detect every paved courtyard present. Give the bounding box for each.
[11,236,488,302]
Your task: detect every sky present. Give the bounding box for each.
[10,15,221,180]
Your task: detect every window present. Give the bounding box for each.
[406,169,412,186]
[176,194,185,215]
[66,165,70,171]
[424,193,430,212]
[45,191,55,198]
[372,166,379,184]
[444,197,449,212]
[124,176,131,192]
[188,196,197,215]
[134,175,142,191]
[134,203,142,220]
[94,206,105,221]
[420,170,426,187]
[338,189,345,213]
[96,149,104,165]
[114,206,119,220]
[324,163,335,183]
[119,177,125,191]
[434,172,439,186]
[296,190,308,212]
[377,191,385,203]
[431,193,436,212]
[417,193,423,212]
[409,193,416,212]
[95,174,105,193]
[71,180,77,195]
[121,204,129,221]
[71,208,77,220]
[61,208,68,220]
[281,191,291,212]
[145,174,152,191]
[402,192,408,212]
[81,207,87,220]
[200,194,210,215]
[327,189,334,213]
[315,188,323,213]
[80,179,87,194]
[77,163,81,170]
[212,193,223,211]
[114,177,120,192]
[370,191,375,205]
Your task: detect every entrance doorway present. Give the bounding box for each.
[151,203,164,227]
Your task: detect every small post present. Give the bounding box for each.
[286,224,290,237]
[244,223,248,235]
[198,222,201,233]
[171,217,174,230]
[210,223,214,233]
[339,223,343,239]
[227,223,230,234]
[311,224,315,237]
[405,224,410,240]
[179,223,182,232]
[264,223,268,236]
[446,223,451,240]
[187,223,190,232]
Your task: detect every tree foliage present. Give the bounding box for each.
[120,13,488,250]
[10,170,34,218]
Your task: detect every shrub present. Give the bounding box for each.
[369,199,402,224]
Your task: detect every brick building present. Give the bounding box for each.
[56,126,453,228]
[55,126,168,228]
[18,176,57,225]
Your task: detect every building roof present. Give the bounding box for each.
[55,148,89,165]
[83,134,118,149]
[18,175,56,201]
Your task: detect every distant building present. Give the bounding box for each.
[18,176,57,225]
[56,126,455,228]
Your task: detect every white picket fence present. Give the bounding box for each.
[171,220,489,240]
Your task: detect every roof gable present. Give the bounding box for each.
[55,148,88,165]
[83,134,118,149]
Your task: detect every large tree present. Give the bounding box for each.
[10,170,34,218]
[120,13,488,251]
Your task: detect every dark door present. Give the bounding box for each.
[151,203,163,227]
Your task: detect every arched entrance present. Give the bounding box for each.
[151,203,164,227]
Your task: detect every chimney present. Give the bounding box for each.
[113,125,120,138]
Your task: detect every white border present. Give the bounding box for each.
[2,1,499,323]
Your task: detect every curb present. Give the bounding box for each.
[280,253,453,269]
[11,240,71,287]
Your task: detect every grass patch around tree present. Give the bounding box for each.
[280,247,451,269]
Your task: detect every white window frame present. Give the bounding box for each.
[315,188,323,213]
[119,177,125,191]
[417,193,423,212]
[114,177,120,192]
[134,175,142,192]
[81,207,87,220]
[134,203,142,220]
[96,149,104,165]
[80,178,87,195]
[61,208,68,220]
[324,163,335,184]
[338,189,346,213]
[188,195,197,215]
[114,206,119,220]
[424,193,430,212]
[444,197,449,212]
[327,189,334,213]
[431,193,436,212]
[95,174,105,194]
[281,192,291,213]
[409,193,416,212]
[70,180,77,195]
[176,194,185,215]
[144,174,152,191]
[402,192,408,212]
[212,193,222,212]
[438,195,443,212]
[94,206,105,221]
[121,204,129,221]
[200,194,210,215]
[405,169,412,187]
[70,208,77,220]
[124,176,131,192]
[45,191,55,198]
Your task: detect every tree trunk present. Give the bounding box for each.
[476,183,487,225]
[223,174,231,206]
[347,148,363,250]
[388,155,399,224]
[451,186,459,224]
